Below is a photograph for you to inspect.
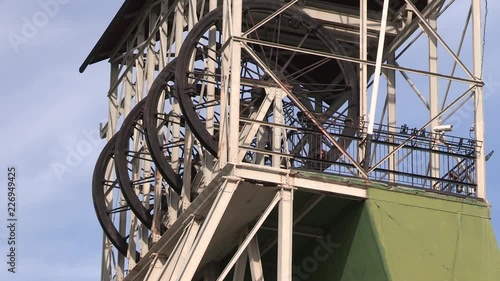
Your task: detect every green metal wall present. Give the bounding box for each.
[299,188,500,281]
[303,201,389,281]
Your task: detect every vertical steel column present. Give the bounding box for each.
[203,0,218,185]
[139,18,154,254]
[387,54,397,182]
[146,10,159,92]
[428,0,440,187]
[359,0,368,164]
[135,29,146,101]
[188,0,198,28]
[117,193,127,279]
[151,1,170,244]
[312,96,323,168]
[273,89,284,168]
[108,63,120,139]
[128,25,148,268]
[277,187,293,281]
[117,40,136,281]
[127,181,139,269]
[152,168,163,243]
[168,0,185,226]
[232,253,248,281]
[472,0,485,198]
[100,61,120,281]
[139,10,159,256]
[123,41,134,117]
[182,131,194,210]
[158,1,170,68]
[152,28,166,243]
[181,0,198,212]
[219,0,231,165]
[141,154,153,255]
[142,7,160,243]
[255,127,269,166]
[228,0,243,164]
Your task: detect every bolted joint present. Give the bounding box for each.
[280,186,294,201]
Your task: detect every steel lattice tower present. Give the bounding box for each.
[81,0,500,280]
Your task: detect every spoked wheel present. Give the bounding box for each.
[175,0,359,168]
[92,135,139,260]
[144,60,202,196]
[115,98,163,229]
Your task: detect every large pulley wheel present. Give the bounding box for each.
[144,60,201,196]
[115,98,160,229]
[92,135,139,260]
[175,0,359,166]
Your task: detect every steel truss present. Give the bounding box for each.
[83,0,488,280]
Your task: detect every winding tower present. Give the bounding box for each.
[82,0,500,280]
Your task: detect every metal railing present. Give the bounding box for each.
[239,118,480,197]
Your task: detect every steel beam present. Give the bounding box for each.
[385,0,445,57]
[367,0,390,136]
[237,88,277,161]
[236,36,481,85]
[428,0,440,187]
[143,255,167,281]
[237,163,367,199]
[203,0,219,185]
[123,165,234,281]
[151,169,163,243]
[177,178,239,281]
[91,1,491,280]
[299,5,397,35]
[472,0,485,199]
[405,0,475,80]
[100,60,120,281]
[161,218,202,280]
[228,0,243,164]
[277,187,293,281]
[247,237,265,281]
[387,54,397,183]
[359,0,368,166]
[272,89,284,169]
[367,85,476,173]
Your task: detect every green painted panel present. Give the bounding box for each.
[299,203,389,281]
[367,188,500,281]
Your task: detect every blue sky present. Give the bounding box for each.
[0,1,498,280]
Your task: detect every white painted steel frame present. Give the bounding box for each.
[91,0,488,280]
[97,1,208,279]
